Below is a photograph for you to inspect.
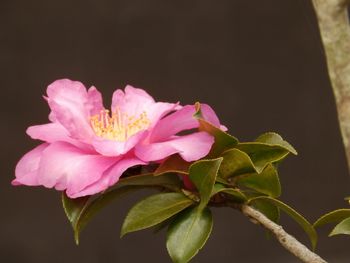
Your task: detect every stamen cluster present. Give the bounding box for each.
[90,108,150,141]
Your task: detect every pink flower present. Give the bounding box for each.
[13,79,224,198]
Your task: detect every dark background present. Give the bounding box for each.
[1,0,350,262]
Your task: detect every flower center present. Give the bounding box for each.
[90,108,150,141]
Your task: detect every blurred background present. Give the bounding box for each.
[1,0,350,262]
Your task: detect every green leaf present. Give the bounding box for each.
[62,193,93,244]
[121,192,194,237]
[255,132,297,155]
[152,217,174,234]
[236,164,281,198]
[314,209,350,228]
[211,183,247,202]
[215,176,230,185]
[199,120,238,157]
[330,217,350,236]
[249,196,317,249]
[189,158,223,209]
[63,172,184,244]
[181,189,200,202]
[154,154,190,176]
[62,186,145,244]
[118,172,182,191]
[235,133,296,173]
[218,148,256,179]
[167,206,213,263]
[62,194,90,225]
[235,143,288,173]
[194,103,238,157]
[249,198,280,223]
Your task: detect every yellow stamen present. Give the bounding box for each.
[90,108,150,141]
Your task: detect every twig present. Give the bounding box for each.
[212,200,327,262]
[240,205,327,263]
[311,0,350,170]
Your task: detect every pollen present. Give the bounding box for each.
[90,108,150,141]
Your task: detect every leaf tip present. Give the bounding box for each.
[74,233,80,246]
[328,230,337,237]
[120,226,127,238]
[120,221,132,238]
[193,102,202,119]
[290,147,298,156]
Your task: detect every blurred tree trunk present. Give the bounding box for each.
[312,0,350,170]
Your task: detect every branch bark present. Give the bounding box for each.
[311,0,350,170]
[241,205,327,263]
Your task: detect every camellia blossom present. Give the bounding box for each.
[13,79,226,198]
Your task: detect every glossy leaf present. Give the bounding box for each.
[181,189,200,202]
[218,148,256,178]
[62,186,144,244]
[249,196,317,249]
[189,158,223,209]
[235,133,296,173]
[330,217,350,236]
[235,144,288,173]
[236,164,281,198]
[211,183,247,202]
[194,103,238,157]
[118,172,182,191]
[152,217,174,234]
[121,192,194,237]
[155,154,190,176]
[215,176,230,185]
[255,132,297,155]
[62,194,90,225]
[249,198,280,223]
[167,206,213,263]
[62,172,182,244]
[314,209,350,228]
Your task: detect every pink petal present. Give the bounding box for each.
[26,123,93,151]
[111,85,178,133]
[200,104,221,128]
[220,125,228,132]
[27,123,69,143]
[87,86,104,116]
[201,104,227,131]
[46,79,94,142]
[149,105,198,142]
[12,143,49,186]
[68,157,146,198]
[150,103,226,141]
[37,142,117,196]
[111,85,155,117]
[135,131,214,162]
[92,131,148,157]
[46,87,104,122]
[48,111,57,122]
[146,102,179,127]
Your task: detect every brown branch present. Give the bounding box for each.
[240,205,327,263]
[311,0,350,170]
[213,200,328,262]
